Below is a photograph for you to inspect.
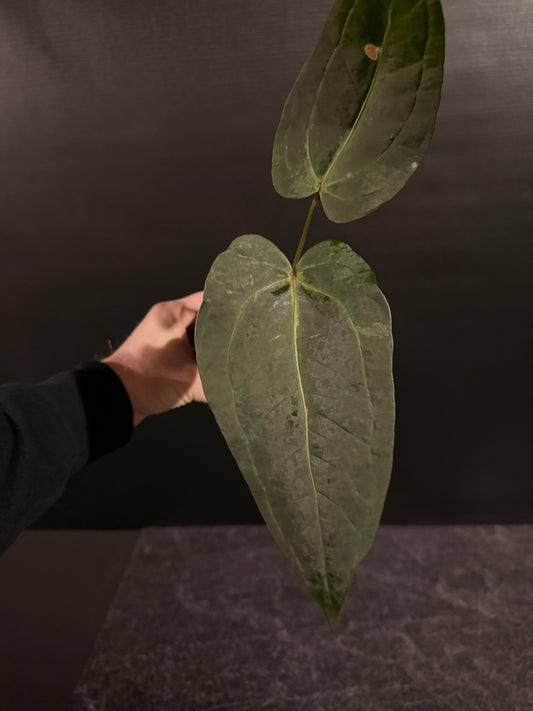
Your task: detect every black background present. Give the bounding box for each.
[0,0,531,528]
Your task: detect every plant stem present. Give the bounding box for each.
[292,192,320,271]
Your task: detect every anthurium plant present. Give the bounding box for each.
[195,0,445,625]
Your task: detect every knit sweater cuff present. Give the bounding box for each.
[72,361,134,462]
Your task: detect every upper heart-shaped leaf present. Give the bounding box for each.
[272,0,445,222]
[195,235,394,624]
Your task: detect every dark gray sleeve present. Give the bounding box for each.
[0,361,133,555]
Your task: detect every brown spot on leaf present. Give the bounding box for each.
[364,44,380,61]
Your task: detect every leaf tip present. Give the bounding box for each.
[325,607,343,627]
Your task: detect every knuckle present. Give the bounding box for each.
[150,300,182,327]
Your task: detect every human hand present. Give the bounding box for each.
[103,292,206,426]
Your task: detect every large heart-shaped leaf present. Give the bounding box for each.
[272,0,445,222]
[196,235,394,624]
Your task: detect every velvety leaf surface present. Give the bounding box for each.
[196,235,394,624]
[272,0,445,222]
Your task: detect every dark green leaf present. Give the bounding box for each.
[272,0,445,222]
[196,235,395,624]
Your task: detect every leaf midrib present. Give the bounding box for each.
[323,2,431,195]
[291,275,331,601]
[317,0,395,191]
[225,275,308,578]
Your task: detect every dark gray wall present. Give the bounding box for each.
[0,0,531,527]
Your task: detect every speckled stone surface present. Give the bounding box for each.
[72,526,533,710]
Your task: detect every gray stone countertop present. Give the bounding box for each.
[72,525,533,710]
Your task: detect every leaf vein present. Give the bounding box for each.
[319,0,394,190]
[296,278,375,439]
[323,1,431,195]
[292,276,331,601]
[225,276,307,576]
[317,489,361,534]
[305,1,360,184]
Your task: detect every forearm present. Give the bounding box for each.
[0,362,133,555]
